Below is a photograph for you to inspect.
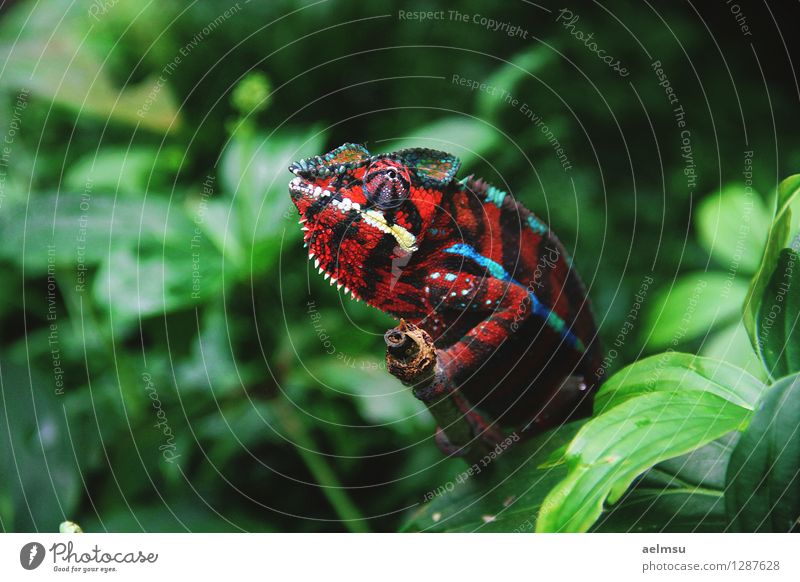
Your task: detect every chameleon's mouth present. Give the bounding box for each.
[288,177,417,253]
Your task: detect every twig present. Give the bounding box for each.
[384,320,491,466]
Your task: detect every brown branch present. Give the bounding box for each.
[384,320,489,465]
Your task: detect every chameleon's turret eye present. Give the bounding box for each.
[363,160,411,209]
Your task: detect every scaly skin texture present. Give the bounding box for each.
[289,144,602,453]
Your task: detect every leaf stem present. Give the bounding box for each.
[273,398,370,532]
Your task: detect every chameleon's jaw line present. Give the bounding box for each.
[289,177,416,253]
[360,209,418,253]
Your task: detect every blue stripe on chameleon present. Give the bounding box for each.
[443,243,585,352]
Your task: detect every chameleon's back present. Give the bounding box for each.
[431,177,603,433]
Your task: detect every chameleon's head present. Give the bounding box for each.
[288,143,460,300]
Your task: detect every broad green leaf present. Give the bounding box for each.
[745,174,800,344]
[695,185,770,275]
[313,357,431,433]
[0,8,181,132]
[593,433,736,532]
[0,359,80,531]
[402,422,583,532]
[643,273,749,349]
[755,248,800,378]
[476,46,555,119]
[384,117,499,170]
[65,147,182,196]
[701,322,767,381]
[536,391,752,532]
[93,242,223,321]
[592,488,725,532]
[726,374,800,532]
[219,127,326,270]
[0,193,197,274]
[595,352,767,414]
[649,432,739,491]
[185,195,246,273]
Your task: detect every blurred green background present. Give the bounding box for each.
[0,0,798,532]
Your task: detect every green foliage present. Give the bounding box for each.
[535,356,764,532]
[1,0,798,533]
[402,423,583,533]
[726,374,800,532]
[745,175,800,342]
[755,248,800,378]
[643,274,748,350]
[695,185,770,275]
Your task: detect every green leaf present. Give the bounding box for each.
[745,174,800,344]
[476,46,555,119]
[402,422,583,532]
[65,147,182,196]
[595,352,767,414]
[701,322,768,382]
[313,357,431,433]
[0,193,197,274]
[0,1,181,133]
[755,248,800,378]
[384,117,499,170]
[0,358,80,531]
[536,391,752,532]
[695,185,770,275]
[592,488,726,532]
[93,242,224,321]
[725,373,800,532]
[593,433,736,532]
[643,273,749,349]
[219,127,326,270]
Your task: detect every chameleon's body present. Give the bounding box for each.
[289,144,602,453]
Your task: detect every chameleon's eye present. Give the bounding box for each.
[363,160,410,209]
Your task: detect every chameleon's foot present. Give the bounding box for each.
[434,427,466,457]
[433,407,505,458]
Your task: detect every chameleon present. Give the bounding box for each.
[288,143,602,455]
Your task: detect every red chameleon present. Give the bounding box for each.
[289,144,602,455]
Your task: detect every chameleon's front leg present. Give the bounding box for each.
[409,274,532,453]
[419,273,532,397]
